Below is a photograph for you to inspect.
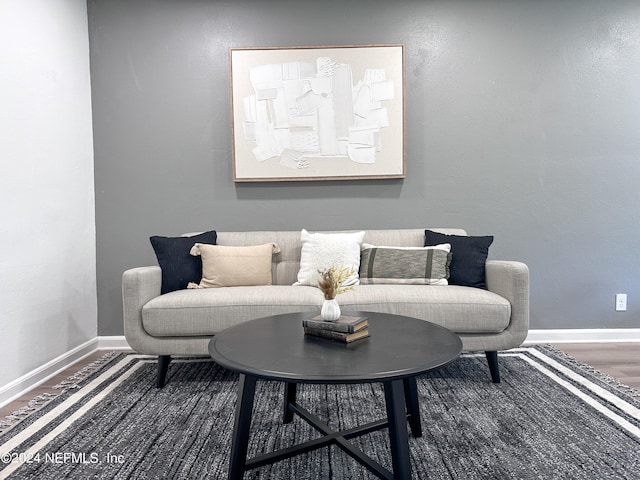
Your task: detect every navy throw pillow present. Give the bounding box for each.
[424,230,493,289]
[150,231,217,294]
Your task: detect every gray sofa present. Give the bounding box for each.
[123,228,529,387]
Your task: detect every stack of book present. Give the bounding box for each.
[302,314,369,343]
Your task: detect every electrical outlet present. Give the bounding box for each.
[615,293,627,312]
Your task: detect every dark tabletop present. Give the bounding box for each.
[208,312,462,383]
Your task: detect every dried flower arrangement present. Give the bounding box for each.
[317,266,356,300]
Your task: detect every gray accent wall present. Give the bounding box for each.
[89,0,640,336]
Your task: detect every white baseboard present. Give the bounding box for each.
[0,337,133,409]
[0,338,99,409]
[96,336,132,350]
[98,332,640,348]
[2,330,639,409]
[525,328,640,344]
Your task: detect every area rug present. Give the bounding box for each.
[1,346,639,479]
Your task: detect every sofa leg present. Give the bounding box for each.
[485,351,500,383]
[157,355,172,388]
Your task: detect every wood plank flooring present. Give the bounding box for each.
[551,342,640,389]
[1,344,639,420]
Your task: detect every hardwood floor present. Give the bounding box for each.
[1,344,639,420]
[551,342,640,389]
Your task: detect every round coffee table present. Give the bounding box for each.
[209,311,462,480]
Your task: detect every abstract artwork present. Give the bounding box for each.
[230,44,405,182]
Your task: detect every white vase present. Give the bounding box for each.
[321,298,341,321]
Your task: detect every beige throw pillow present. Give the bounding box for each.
[189,243,280,288]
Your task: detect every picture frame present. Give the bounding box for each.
[229,44,405,182]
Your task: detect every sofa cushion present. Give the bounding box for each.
[294,229,365,288]
[150,231,217,294]
[142,284,510,337]
[338,285,511,334]
[142,286,324,336]
[359,244,452,285]
[189,243,280,288]
[425,230,493,289]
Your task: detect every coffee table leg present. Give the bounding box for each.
[384,379,412,479]
[403,377,422,437]
[228,373,257,480]
[283,382,297,423]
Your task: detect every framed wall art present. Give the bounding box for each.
[230,44,405,182]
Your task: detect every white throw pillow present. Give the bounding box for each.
[294,229,365,287]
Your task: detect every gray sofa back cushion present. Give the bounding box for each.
[215,229,466,286]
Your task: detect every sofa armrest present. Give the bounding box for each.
[122,266,162,353]
[485,260,530,347]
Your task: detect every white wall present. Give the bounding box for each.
[0,0,96,392]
